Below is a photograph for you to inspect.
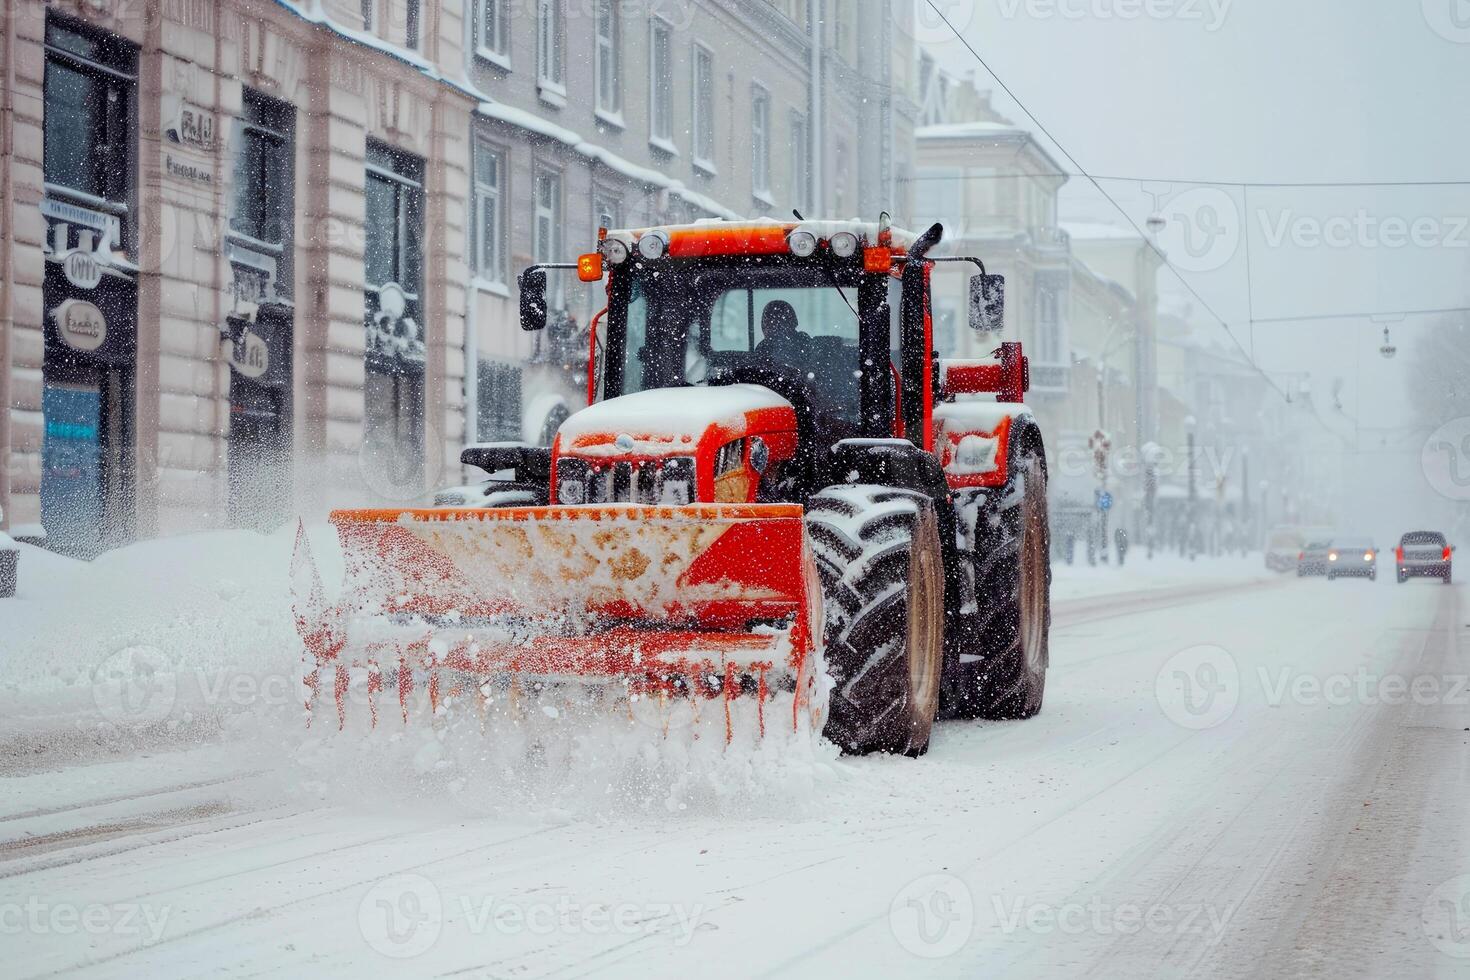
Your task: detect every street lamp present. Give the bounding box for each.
[1379,325,1397,359]
[1184,415,1198,560]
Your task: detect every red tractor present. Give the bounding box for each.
[295,217,1050,758]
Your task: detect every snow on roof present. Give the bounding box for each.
[478,102,741,222]
[608,218,920,253]
[916,121,1030,140]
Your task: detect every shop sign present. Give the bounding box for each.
[52,299,108,353]
[164,96,219,152]
[227,329,270,379]
[62,250,103,290]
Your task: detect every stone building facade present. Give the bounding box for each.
[0,0,921,553]
[1,0,476,553]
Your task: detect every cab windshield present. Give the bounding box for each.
[614,262,900,424]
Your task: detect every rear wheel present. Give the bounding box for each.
[946,442,1051,720]
[806,486,945,756]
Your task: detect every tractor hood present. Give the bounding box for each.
[556,384,794,459]
[551,384,798,505]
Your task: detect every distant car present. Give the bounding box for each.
[1395,530,1452,584]
[1326,538,1377,581]
[1265,526,1304,571]
[1297,540,1332,577]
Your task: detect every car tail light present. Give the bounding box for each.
[1298,551,1305,561]
[1396,546,1404,562]
[1445,546,1453,561]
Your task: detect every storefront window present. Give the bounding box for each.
[363,142,427,499]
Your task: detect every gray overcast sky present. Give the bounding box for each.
[922,0,1470,431]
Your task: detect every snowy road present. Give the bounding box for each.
[5,569,1470,978]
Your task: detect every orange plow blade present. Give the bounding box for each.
[292,504,826,745]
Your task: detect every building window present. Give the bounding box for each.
[364,142,426,496]
[751,86,771,201]
[477,0,507,60]
[365,145,423,296]
[43,18,136,210]
[405,0,420,48]
[914,167,961,228]
[649,18,674,150]
[593,194,620,234]
[595,0,621,116]
[537,0,565,97]
[789,111,809,215]
[533,168,563,304]
[477,361,523,442]
[473,140,504,284]
[361,0,373,31]
[231,92,293,254]
[692,44,715,172]
[1036,284,1062,364]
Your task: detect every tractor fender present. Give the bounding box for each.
[932,402,1040,492]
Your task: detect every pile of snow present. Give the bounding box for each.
[0,525,842,819]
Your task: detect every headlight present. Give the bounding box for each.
[637,231,668,260]
[601,238,630,264]
[556,458,589,504]
[787,230,817,257]
[1328,552,1338,561]
[829,231,859,257]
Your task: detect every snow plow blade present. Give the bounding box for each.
[292,505,825,743]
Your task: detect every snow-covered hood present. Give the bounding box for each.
[556,384,794,458]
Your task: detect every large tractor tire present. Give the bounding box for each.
[945,435,1051,720]
[806,486,945,756]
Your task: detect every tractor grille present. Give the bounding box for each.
[557,456,696,505]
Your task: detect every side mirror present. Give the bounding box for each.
[969,274,1005,332]
[519,268,548,332]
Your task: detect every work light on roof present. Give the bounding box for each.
[829,231,859,257]
[637,231,668,260]
[601,238,630,265]
[787,230,818,257]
